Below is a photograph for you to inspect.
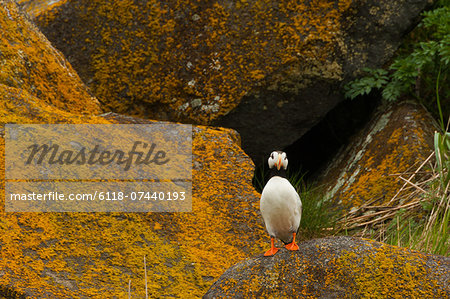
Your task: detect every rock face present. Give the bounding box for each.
[29,0,431,161]
[204,236,450,298]
[0,97,267,297]
[316,101,438,209]
[0,0,100,115]
[1,1,445,298]
[0,5,267,295]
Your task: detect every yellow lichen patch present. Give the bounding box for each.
[322,102,436,208]
[174,126,267,279]
[0,86,266,297]
[334,241,448,298]
[34,0,352,124]
[0,0,100,115]
[204,237,449,298]
[0,84,107,125]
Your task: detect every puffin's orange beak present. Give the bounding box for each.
[276,155,282,170]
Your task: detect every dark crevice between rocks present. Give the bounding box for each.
[252,93,380,192]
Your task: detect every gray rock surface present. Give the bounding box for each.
[204,236,450,298]
[315,101,438,209]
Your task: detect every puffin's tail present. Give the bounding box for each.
[281,229,300,244]
[280,237,293,245]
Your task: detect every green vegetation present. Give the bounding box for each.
[344,1,449,130]
[342,1,449,256]
[296,183,338,240]
[338,131,449,256]
[375,132,449,256]
[253,3,449,254]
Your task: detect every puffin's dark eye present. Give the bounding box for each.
[284,157,287,160]
[270,153,274,159]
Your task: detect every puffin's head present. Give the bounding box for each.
[268,151,288,171]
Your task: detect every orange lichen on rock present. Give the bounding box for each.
[0,90,266,297]
[334,239,449,298]
[33,0,352,123]
[0,0,100,115]
[318,102,437,208]
[16,0,66,18]
[0,84,107,125]
[174,126,267,278]
[204,236,450,298]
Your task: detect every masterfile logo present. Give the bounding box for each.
[6,124,191,180]
[5,124,192,212]
[25,141,170,171]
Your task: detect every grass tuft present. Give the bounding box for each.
[337,128,450,256]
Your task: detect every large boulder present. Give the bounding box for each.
[204,236,450,298]
[0,91,267,297]
[316,101,438,209]
[28,0,432,161]
[0,3,268,296]
[0,0,100,115]
[0,7,267,293]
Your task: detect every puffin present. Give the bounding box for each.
[260,151,302,256]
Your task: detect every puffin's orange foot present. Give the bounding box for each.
[285,242,299,251]
[285,232,299,251]
[264,237,279,256]
[264,247,279,256]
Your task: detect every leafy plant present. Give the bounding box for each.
[344,68,389,99]
[344,3,450,130]
[336,3,450,255]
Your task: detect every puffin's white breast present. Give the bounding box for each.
[260,176,302,243]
